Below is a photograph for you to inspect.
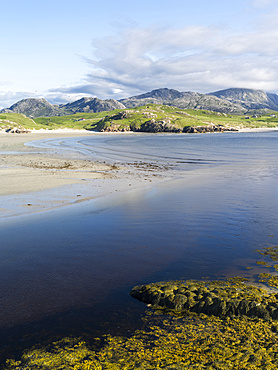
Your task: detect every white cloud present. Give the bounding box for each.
[50,22,278,101]
[2,12,278,108]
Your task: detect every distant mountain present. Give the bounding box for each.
[1,97,125,118]
[209,88,278,111]
[129,88,185,101]
[62,97,125,114]
[1,87,278,118]
[119,88,245,113]
[1,98,61,118]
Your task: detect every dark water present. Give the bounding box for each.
[1,132,278,360]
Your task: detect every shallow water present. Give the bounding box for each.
[1,132,278,360]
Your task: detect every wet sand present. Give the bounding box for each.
[0,130,162,218]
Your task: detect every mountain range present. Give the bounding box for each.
[1,88,278,118]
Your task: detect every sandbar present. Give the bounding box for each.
[0,130,162,218]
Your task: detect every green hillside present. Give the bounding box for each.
[34,111,109,130]
[1,105,278,132]
[0,113,38,129]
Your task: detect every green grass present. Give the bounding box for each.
[34,112,109,130]
[1,105,278,132]
[0,113,38,129]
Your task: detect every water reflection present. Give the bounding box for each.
[0,132,278,361]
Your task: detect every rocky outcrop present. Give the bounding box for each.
[137,119,182,133]
[183,125,238,133]
[96,110,132,132]
[96,114,239,133]
[5,127,31,134]
[130,280,278,320]
[100,124,131,132]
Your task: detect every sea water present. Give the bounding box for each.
[1,131,278,359]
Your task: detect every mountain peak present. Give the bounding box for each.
[130,88,185,101]
[210,88,278,110]
[0,98,61,117]
[63,97,125,114]
[120,88,245,113]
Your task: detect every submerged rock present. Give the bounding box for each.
[130,279,278,320]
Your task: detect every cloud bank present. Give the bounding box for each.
[48,18,278,103]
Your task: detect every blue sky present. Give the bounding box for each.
[0,0,278,108]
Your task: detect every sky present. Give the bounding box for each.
[1,0,278,108]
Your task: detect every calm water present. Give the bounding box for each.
[1,131,278,359]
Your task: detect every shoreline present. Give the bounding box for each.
[238,127,278,132]
[1,126,277,218]
[0,130,165,219]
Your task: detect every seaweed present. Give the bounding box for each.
[4,313,278,369]
[256,246,278,289]
[130,278,278,320]
[5,246,278,370]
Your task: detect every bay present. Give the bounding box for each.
[1,131,278,361]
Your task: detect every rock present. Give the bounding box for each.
[139,120,182,133]
[6,127,31,134]
[100,124,130,132]
[109,111,132,120]
[183,125,238,133]
[130,280,278,320]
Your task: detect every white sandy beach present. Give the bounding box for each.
[0,130,108,194]
[238,127,278,132]
[0,130,162,218]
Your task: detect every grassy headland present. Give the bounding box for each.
[1,104,278,133]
